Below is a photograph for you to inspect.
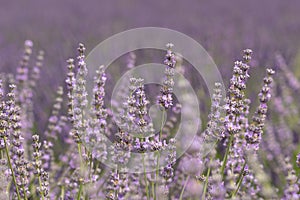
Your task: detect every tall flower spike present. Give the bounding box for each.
[160,138,176,183]
[66,58,75,123]
[0,79,7,149]
[32,134,49,199]
[30,50,44,89]
[158,43,176,109]
[45,86,63,140]
[276,53,300,92]
[93,65,107,122]
[85,65,108,161]
[7,83,31,198]
[221,49,253,194]
[204,82,225,141]
[16,40,35,141]
[246,68,275,150]
[71,43,88,143]
[126,77,139,134]
[282,157,299,200]
[134,79,151,136]
[16,40,33,84]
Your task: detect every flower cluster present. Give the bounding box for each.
[0,41,299,200]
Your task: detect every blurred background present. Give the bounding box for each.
[1,0,300,130]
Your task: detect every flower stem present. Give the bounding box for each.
[38,176,45,200]
[202,160,212,200]
[151,181,155,199]
[77,143,84,200]
[231,162,246,197]
[22,185,28,200]
[77,182,83,200]
[154,110,166,198]
[220,134,233,177]
[179,175,190,200]
[60,185,65,200]
[142,153,150,200]
[159,111,165,140]
[3,137,21,200]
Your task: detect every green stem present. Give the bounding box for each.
[78,143,83,166]
[179,175,190,200]
[0,149,3,159]
[77,143,84,200]
[142,153,150,200]
[232,174,244,197]
[159,111,165,140]
[155,152,161,179]
[202,161,212,200]
[236,162,246,186]
[231,162,246,197]
[154,110,166,199]
[3,137,21,200]
[60,185,65,200]
[77,182,83,200]
[89,153,93,179]
[22,185,28,200]
[38,176,45,200]
[151,181,155,200]
[220,134,234,177]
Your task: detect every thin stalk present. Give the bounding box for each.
[89,153,93,179]
[6,182,11,198]
[151,181,155,200]
[231,162,246,198]
[77,143,84,200]
[202,159,212,200]
[159,110,165,140]
[179,175,190,200]
[155,110,166,198]
[22,185,28,200]
[142,153,150,200]
[77,182,83,200]
[231,174,244,198]
[220,134,234,177]
[235,162,246,186]
[3,137,21,200]
[78,143,83,164]
[38,176,45,200]
[60,185,65,200]
[155,152,161,182]
[0,149,3,159]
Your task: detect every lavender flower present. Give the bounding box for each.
[246,68,275,150]
[71,43,88,143]
[29,50,44,89]
[66,58,76,124]
[44,86,63,140]
[32,134,49,199]
[158,43,176,109]
[282,157,300,200]
[1,41,299,200]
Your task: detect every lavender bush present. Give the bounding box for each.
[0,40,299,200]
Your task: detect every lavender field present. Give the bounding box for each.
[0,1,300,199]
